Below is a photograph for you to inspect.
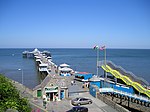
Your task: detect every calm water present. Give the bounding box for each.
[0,48,150,88]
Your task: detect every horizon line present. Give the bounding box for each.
[0,47,150,50]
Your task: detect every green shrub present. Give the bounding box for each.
[0,74,31,112]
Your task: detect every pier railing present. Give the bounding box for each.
[99,88,150,102]
[97,93,129,112]
[97,90,150,112]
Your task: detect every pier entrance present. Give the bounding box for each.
[45,86,58,101]
[46,92,57,101]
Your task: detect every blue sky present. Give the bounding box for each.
[0,0,150,48]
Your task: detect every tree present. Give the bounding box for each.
[0,74,31,112]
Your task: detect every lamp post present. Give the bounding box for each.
[18,69,23,85]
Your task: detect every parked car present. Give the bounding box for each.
[71,97,92,106]
[67,106,88,112]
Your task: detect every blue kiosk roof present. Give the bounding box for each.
[75,72,92,76]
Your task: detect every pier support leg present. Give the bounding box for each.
[128,96,130,107]
[115,78,117,84]
[141,101,143,106]
[112,93,114,101]
[104,71,105,78]
[120,95,122,105]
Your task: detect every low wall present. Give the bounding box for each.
[128,101,150,112]
[10,79,48,112]
[10,79,33,95]
[97,93,129,112]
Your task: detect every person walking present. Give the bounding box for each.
[54,95,57,102]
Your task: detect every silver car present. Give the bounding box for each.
[71,97,92,106]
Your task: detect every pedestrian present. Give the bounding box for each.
[71,80,74,85]
[54,95,57,102]
[73,80,75,84]
[43,100,47,109]
[87,82,89,88]
[82,83,85,88]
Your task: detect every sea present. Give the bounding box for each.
[0,48,150,89]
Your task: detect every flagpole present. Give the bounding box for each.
[97,48,99,76]
[104,47,106,66]
[104,47,107,79]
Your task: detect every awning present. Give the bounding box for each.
[59,67,72,72]
[39,63,48,67]
[60,63,70,67]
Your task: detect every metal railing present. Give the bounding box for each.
[99,88,150,102]
[99,60,149,86]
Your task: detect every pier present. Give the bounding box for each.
[23,49,81,102]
